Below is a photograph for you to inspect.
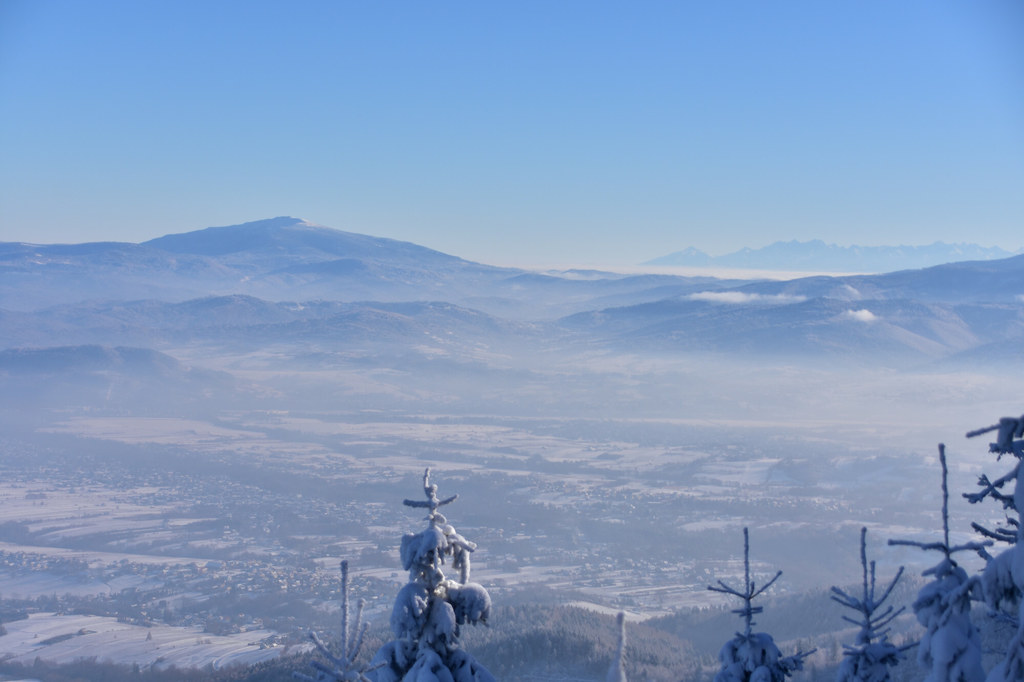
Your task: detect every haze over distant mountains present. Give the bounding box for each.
[645,240,1021,272]
[0,217,741,316]
[3,216,1024,367]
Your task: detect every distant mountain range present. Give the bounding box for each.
[645,240,1021,272]
[3,217,1024,366]
[0,216,512,310]
[564,253,1024,361]
[0,216,738,317]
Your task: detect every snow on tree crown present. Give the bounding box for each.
[400,468,479,586]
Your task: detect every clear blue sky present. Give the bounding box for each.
[1,1,1022,266]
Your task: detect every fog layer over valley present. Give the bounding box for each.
[1,218,1022,679]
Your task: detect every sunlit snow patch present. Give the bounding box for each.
[836,284,862,300]
[686,291,806,304]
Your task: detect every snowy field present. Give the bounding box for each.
[2,612,296,669]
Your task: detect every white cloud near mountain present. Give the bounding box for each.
[843,309,878,323]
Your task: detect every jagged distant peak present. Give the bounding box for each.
[644,239,1019,272]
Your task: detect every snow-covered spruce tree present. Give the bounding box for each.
[889,444,990,682]
[606,611,627,682]
[831,527,914,682]
[369,469,494,682]
[708,527,814,682]
[295,559,383,682]
[963,416,1024,682]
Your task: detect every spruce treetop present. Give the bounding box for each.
[889,445,991,565]
[831,528,913,682]
[888,444,989,682]
[708,527,814,682]
[708,527,781,639]
[295,560,383,682]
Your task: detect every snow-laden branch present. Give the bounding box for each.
[965,415,1024,682]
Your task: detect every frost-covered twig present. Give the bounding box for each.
[964,468,1018,510]
[970,521,1016,545]
[967,416,1024,457]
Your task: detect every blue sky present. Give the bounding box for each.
[1,1,1022,266]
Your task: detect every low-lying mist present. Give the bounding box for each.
[1,333,1011,596]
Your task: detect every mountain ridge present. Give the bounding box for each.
[0,217,746,315]
[4,217,1024,365]
[142,216,473,267]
